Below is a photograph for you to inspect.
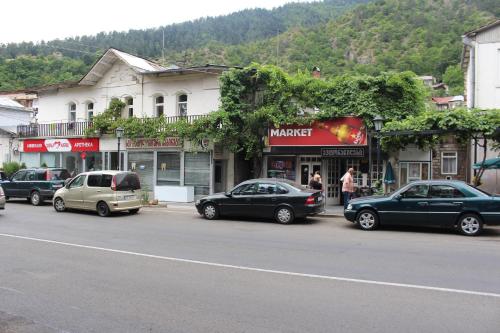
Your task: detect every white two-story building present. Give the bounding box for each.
[18,48,234,201]
[462,19,500,193]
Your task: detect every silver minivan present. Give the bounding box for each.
[53,171,142,217]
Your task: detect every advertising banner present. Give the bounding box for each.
[268,117,367,146]
[23,138,100,152]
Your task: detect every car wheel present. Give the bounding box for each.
[129,208,140,214]
[357,209,379,231]
[203,203,219,220]
[275,206,294,224]
[97,201,111,217]
[457,214,483,236]
[30,191,42,206]
[53,197,66,212]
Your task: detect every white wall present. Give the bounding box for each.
[474,41,500,109]
[36,60,221,123]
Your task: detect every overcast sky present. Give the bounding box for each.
[0,0,311,44]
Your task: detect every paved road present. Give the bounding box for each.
[0,201,499,332]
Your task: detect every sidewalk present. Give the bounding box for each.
[147,202,344,218]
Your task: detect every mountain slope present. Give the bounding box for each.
[0,0,497,92]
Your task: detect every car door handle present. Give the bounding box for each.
[96,190,102,193]
[271,197,277,202]
[417,202,429,206]
[452,202,463,206]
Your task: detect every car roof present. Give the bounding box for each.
[240,178,299,185]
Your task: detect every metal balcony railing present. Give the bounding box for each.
[17,115,209,138]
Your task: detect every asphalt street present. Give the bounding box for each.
[0,200,499,332]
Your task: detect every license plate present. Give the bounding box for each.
[124,195,136,200]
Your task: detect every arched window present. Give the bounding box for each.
[86,102,94,121]
[126,97,134,118]
[177,94,187,117]
[155,96,164,117]
[69,102,76,122]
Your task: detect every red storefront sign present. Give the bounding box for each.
[268,117,367,146]
[23,138,100,152]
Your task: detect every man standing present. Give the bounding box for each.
[341,168,355,209]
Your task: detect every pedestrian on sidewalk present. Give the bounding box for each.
[341,168,355,209]
[309,173,323,191]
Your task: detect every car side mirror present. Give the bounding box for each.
[64,178,72,188]
[394,194,402,201]
[225,191,232,197]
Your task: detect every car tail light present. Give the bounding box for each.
[305,195,315,205]
[46,171,51,181]
[0,187,4,196]
[111,175,117,191]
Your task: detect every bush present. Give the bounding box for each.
[1,161,26,177]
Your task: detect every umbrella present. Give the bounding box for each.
[473,157,500,170]
[384,162,396,184]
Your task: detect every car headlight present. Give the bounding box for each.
[346,204,353,211]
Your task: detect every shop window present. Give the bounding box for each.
[128,152,154,191]
[41,152,59,168]
[157,152,181,185]
[85,152,103,171]
[267,156,296,181]
[441,152,457,175]
[155,96,164,117]
[177,94,187,117]
[184,152,210,196]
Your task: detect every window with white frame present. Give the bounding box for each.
[441,152,457,175]
[126,97,134,118]
[399,162,430,187]
[177,94,187,116]
[69,102,76,122]
[155,96,164,117]
[86,102,94,121]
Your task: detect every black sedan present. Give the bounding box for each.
[344,180,500,236]
[195,178,324,224]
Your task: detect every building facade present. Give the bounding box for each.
[462,19,500,194]
[17,48,234,201]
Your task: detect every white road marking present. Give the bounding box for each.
[1,232,500,299]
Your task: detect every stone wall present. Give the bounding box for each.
[431,136,470,182]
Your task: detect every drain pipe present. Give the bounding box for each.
[462,36,476,108]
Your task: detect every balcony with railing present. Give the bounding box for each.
[17,115,209,138]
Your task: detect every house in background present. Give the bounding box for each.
[462,19,500,194]
[0,97,34,166]
[431,95,464,110]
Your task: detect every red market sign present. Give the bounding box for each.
[268,117,367,146]
[126,137,181,149]
[23,138,100,152]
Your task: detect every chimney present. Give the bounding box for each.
[312,66,321,79]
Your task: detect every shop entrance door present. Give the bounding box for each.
[214,160,227,193]
[299,156,321,186]
[325,158,341,205]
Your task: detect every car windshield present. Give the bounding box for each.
[467,184,492,197]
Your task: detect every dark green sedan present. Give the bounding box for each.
[344,180,500,236]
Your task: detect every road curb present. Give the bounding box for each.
[143,205,344,218]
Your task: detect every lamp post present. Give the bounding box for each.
[373,115,384,186]
[116,127,124,170]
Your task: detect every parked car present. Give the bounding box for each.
[53,170,142,217]
[0,171,8,182]
[195,178,324,224]
[1,168,71,205]
[0,185,5,211]
[344,180,500,236]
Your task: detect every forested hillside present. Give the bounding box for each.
[0,0,497,92]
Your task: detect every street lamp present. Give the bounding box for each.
[373,115,384,187]
[116,127,124,170]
